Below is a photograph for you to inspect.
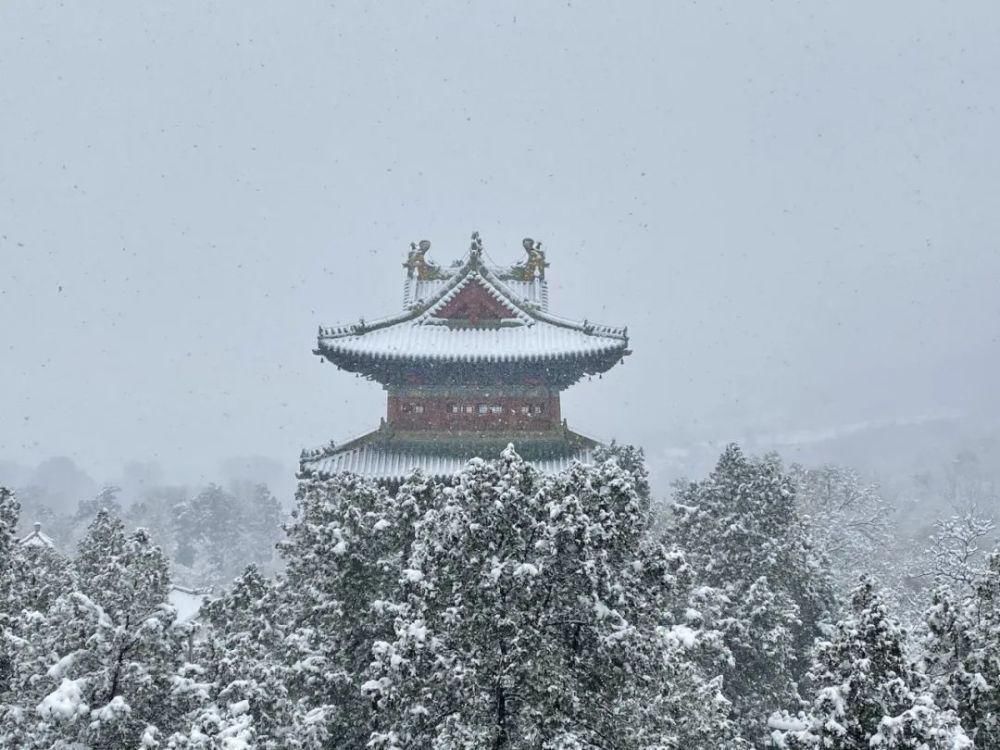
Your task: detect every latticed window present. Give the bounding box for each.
[477,404,488,415]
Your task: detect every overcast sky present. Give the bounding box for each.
[2,1,998,487]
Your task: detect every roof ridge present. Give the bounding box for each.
[320,246,625,343]
[414,270,535,326]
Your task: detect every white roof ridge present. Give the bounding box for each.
[529,308,628,339]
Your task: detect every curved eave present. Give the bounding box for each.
[313,341,629,386]
[298,427,603,483]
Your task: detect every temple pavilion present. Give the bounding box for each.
[298,232,630,483]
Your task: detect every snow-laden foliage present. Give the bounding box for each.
[671,445,836,742]
[769,578,970,749]
[172,483,284,588]
[0,487,27,699]
[12,446,995,747]
[0,488,35,614]
[274,446,740,747]
[164,564,327,749]
[790,464,901,610]
[915,511,997,596]
[0,510,183,748]
[923,552,1000,748]
[17,541,71,615]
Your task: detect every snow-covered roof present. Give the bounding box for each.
[300,439,597,482]
[317,253,627,372]
[19,522,54,549]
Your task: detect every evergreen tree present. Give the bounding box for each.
[75,484,124,523]
[169,565,312,749]
[0,510,182,748]
[124,485,188,565]
[269,447,742,747]
[672,445,836,741]
[0,488,24,607]
[190,484,242,585]
[171,482,283,588]
[0,487,26,698]
[277,470,404,745]
[593,441,651,502]
[352,449,739,746]
[17,539,71,615]
[923,552,1000,746]
[236,482,284,572]
[770,578,970,749]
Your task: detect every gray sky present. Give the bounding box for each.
[2,1,998,488]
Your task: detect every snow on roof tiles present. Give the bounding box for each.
[300,442,596,482]
[319,315,625,363]
[19,522,55,549]
[319,266,627,365]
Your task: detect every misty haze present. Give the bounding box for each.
[2,2,998,748]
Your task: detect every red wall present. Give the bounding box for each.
[387,393,561,431]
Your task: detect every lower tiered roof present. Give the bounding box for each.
[299,425,600,483]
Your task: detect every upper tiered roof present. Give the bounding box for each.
[315,233,630,386]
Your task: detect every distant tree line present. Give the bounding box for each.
[13,479,284,590]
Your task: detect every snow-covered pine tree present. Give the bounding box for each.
[0,510,182,748]
[170,482,282,588]
[0,487,27,700]
[0,487,26,607]
[769,577,970,749]
[186,484,242,586]
[361,447,739,748]
[156,697,256,749]
[75,484,124,524]
[672,444,836,741]
[124,485,188,565]
[923,552,1000,746]
[165,564,321,749]
[238,483,284,573]
[277,469,414,746]
[593,440,651,502]
[17,536,71,615]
